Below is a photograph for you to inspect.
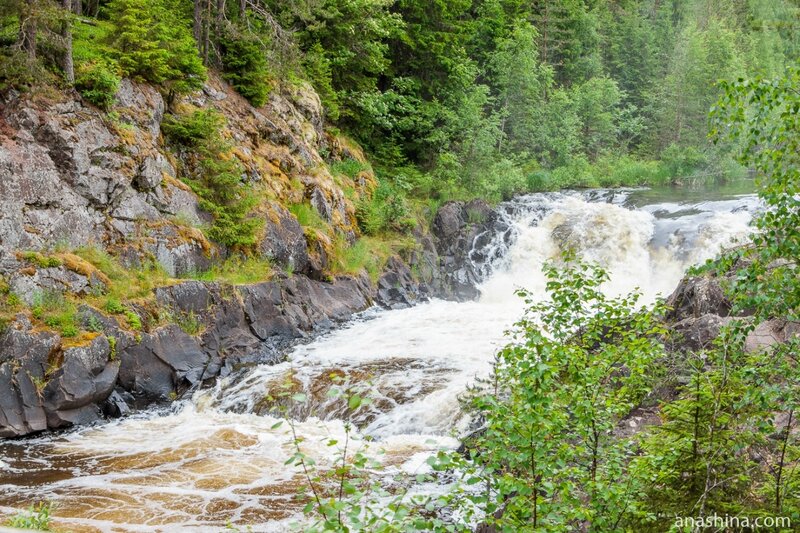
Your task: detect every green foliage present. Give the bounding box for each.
[330,158,369,180]
[32,291,79,338]
[75,60,120,109]
[355,181,414,235]
[288,202,330,233]
[444,256,667,530]
[329,235,414,282]
[630,327,777,526]
[161,109,225,147]
[5,502,52,531]
[164,110,262,250]
[187,255,273,285]
[221,33,271,107]
[193,154,262,248]
[163,309,202,335]
[107,0,206,94]
[710,68,800,321]
[20,251,62,269]
[303,42,339,120]
[104,296,124,315]
[0,48,53,91]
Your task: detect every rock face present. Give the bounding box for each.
[0,325,118,437]
[0,271,375,437]
[665,272,797,354]
[0,72,498,438]
[430,199,498,300]
[665,275,732,322]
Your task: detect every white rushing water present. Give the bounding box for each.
[0,188,758,532]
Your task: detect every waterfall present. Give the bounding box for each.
[0,187,759,532]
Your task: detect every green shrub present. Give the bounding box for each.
[75,61,121,109]
[164,110,263,250]
[192,155,262,249]
[175,311,202,335]
[108,336,117,359]
[0,49,53,91]
[33,291,79,338]
[479,158,527,200]
[330,158,369,179]
[303,43,339,120]
[356,181,414,235]
[660,143,708,181]
[221,33,271,107]
[123,309,142,330]
[5,502,52,531]
[104,297,125,315]
[107,0,206,94]
[549,157,597,189]
[161,109,225,147]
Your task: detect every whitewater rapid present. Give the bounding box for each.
[0,187,758,532]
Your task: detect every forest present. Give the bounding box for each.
[2,0,798,207]
[1,0,800,532]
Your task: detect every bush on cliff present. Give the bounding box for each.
[163,109,262,250]
[75,60,120,109]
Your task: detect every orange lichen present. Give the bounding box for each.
[60,331,101,349]
[57,253,112,286]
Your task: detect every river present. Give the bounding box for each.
[0,183,758,532]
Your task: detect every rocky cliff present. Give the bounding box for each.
[0,76,497,438]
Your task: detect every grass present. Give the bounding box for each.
[329,235,417,282]
[186,255,273,285]
[330,158,370,179]
[288,202,331,233]
[19,251,62,269]
[31,291,79,338]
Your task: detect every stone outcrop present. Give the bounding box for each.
[0,324,119,437]
[430,199,499,300]
[0,271,376,437]
[0,70,498,438]
[665,271,798,354]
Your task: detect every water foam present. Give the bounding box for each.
[0,188,758,531]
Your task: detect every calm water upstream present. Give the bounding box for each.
[0,182,759,532]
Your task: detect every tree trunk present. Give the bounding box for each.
[62,0,75,83]
[72,0,82,15]
[17,0,37,61]
[194,0,204,46]
[238,0,245,20]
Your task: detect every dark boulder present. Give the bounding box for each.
[431,199,498,301]
[0,327,59,437]
[259,203,311,275]
[670,314,733,352]
[666,275,731,322]
[375,256,425,310]
[118,325,208,402]
[0,327,120,436]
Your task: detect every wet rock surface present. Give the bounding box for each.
[430,199,498,300]
[0,71,497,438]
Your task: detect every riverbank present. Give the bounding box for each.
[0,186,763,531]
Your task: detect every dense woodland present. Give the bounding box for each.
[2,0,800,531]
[2,0,799,205]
